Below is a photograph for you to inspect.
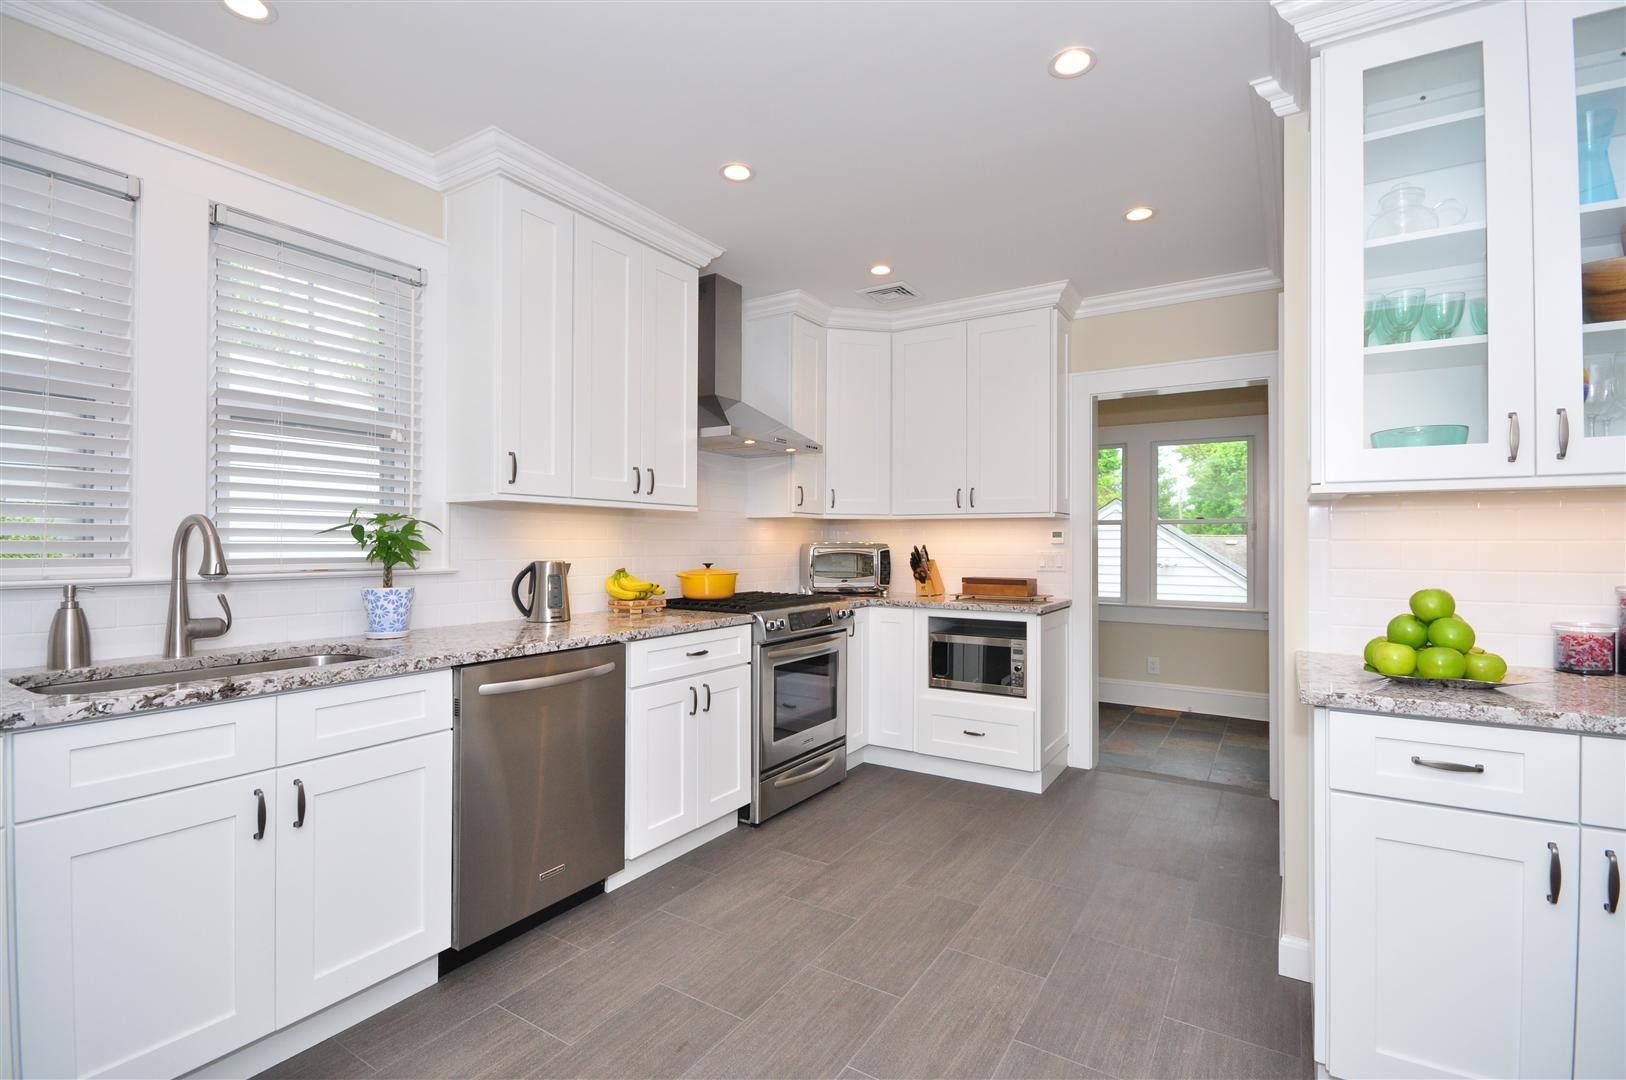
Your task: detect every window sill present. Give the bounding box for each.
[0,567,461,592]
[1096,603,1267,631]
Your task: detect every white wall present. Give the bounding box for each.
[826,518,1071,596]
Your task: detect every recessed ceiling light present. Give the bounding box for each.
[720,162,753,182]
[1124,206,1156,222]
[1049,47,1095,78]
[742,438,757,446]
[785,447,797,453]
[222,0,276,22]
[869,263,892,277]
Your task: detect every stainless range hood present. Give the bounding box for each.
[697,274,822,457]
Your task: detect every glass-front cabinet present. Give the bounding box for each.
[1315,1,1626,488]
[1530,1,1626,475]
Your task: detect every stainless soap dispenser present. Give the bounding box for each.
[46,584,93,670]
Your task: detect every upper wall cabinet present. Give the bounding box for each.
[1313,1,1626,492]
[447,175,699,510]
[744,313,827,516]
[824,328,892,517]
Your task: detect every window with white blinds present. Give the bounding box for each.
[0,139,138,578]
[209,206,424,570]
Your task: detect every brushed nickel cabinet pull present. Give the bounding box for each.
[1507,412,1520,463]
[293,778,307,828]
[1547,842,1561,904]
[646,467,654,494]
[702,682,712,712]
[969,487,976,509]
[1410,755,1484,774]
[796,484,804,507]
[955,487,962,509]
[1556,408,1569,460]
[633,467,642,495]
[1606,850,1620,915]
[962,729,986,737]
[830,488,835,510]
[689,685,698,716]
[508,451,518,484]
[685,648,710,658]
[253,788,266,840]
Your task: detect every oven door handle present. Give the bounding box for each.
[765,635,845,665]
[772,752,839,788]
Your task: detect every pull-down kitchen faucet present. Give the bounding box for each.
[164,514,233,658]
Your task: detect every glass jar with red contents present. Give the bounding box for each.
[1617,587,1626,674]
[1553,621,1617,675]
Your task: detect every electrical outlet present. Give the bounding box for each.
[1146,656,1161,675]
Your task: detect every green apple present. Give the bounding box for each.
[1464,651,1508,682]
[1387,614,1429,649]
[1416,646,1468,680]
[1364,636,1389,667]
[1364,664,1379,672]
[1427,616,1476,653]
[1372,642,1418,677]
[1410,587,1456,622]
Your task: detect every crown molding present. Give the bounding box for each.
[1270,0,1480,49]
[433,127,724,268]
[1251,76,1303,118]
[743,289,835,325]
[745,280,1076,332]
[2,0,440,187]
[1072,267,1282,319]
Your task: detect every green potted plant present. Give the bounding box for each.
[320,509,440,638]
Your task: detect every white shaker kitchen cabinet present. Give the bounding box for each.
[824,329,892,517]
[744,313,828,515]
[1575,826,1625,1080]
[789,315,827,515]
[15,773,278,1080]
[695,664,751,823]
[966,308,1057,515]
[1528,1,1626,478]
[573,215,645,502]
[640,247,700,508]
[1316,2,1537,486]
[0,827,10,1080]
[864,607,917,750]
[846,615,868,752]
[891,321,969,516]
[445,176,574,500]
[1327,791,1578,1080]
[274,732,452,1027]
[625,677,700,859]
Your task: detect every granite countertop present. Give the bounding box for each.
[1297,650,1625,736]
[850,594,1072,616]
[0,611,753,732]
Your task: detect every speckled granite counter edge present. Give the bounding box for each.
[1296,650,1625,736]
[848,596,1072,615]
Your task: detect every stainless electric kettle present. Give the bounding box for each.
[511,560,571,623]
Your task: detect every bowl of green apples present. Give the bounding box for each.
[1363,588,1523,689]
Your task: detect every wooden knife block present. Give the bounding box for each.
[915,559,945,598]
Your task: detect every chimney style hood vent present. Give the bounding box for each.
[697,274,822,457]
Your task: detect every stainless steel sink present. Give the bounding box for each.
[19,652,372,696]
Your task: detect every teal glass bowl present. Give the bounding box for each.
[1370,424,1470,448]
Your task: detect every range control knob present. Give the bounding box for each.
[836,608,853,621]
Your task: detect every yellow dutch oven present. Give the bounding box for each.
[675,563,738,599]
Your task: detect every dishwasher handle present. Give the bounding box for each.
[476,661,618,696]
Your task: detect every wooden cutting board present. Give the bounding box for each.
[960,576,1039,597]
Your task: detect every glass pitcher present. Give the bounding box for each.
[1367,184,1467,239]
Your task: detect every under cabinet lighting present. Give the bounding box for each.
[720,162,753,182]
[222,0,276,22]
[1124,206,1156,222]
[1050,47,1095,78]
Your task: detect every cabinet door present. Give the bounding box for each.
[275,732,452,1026]
[846,619,867,752]
[15,774,276,1079]
[791,316,827,515]
[892,322,968,516]
[572,216,644,501]
[696,664,751,824]
[641,247,699,507]
[498,182,574,496]
[1328,792,1577,1080]
[825,329,892,516]
[1320,3,1536,483]
[626,679,699,858]
[865,608,917,750]
[967,309,1054,514]
[1529,2,1626,476]
[1576,827,1625,1080]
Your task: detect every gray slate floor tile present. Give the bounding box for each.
[787,838,934,919]
[545,863,713,949]
[1136,1018,1308,1080]
[1073,864,1197,960]
[256,1040,376,1080]
[537,986,738,1080]
[1017,934,1176,1079]
[950,873,1091,977]
[993,1041,1113,1079]
[659,847,825,931]
[815,884,979,997]
[372,1005,565,1080]
[1165,921,1312,1059]
[902,828,1030,906]
[665,897,855,1019]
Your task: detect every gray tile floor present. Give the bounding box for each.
[263,764,1306,1080]
[1097,705,1271,794]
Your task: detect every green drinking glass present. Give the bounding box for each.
[1382,287,1428,345]
[1364,293,1383,347]
[1469,296,1488,335]
[1420,291,1465,340]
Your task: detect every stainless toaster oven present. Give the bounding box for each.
[800,542,891,595]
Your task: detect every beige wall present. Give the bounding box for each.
[1098,624,1268,693]
[1070,289,1280,372]
[0,16,444,236]
[1095,385,1267,426]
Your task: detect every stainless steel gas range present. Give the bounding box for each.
[663,591,852,823]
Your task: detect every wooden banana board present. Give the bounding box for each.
[609,597,667,617]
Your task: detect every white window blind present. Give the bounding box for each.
[0,139,138,578]
[209,206,424,570]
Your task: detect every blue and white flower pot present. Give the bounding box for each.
[361,586,415,638]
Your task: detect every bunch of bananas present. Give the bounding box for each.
[605,568,665,601]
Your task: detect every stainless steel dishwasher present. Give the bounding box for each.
[452,643,625,949]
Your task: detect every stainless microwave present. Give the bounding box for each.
[929,623,1027,697]
[800,542,890,595]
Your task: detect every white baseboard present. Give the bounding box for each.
[849,742,870,765]
[1278,933,1311,983]
[606,812,738,892]
[859,745,1056,793]
[1098,678,1269,722]
[187,958,437,1079]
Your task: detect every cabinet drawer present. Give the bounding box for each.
[276,671,452,765]
[1581,737,1626,830]
[916,693,1035,771]
[1329,711,1578,821]
[13,699,276,822]
[627,625,751,688]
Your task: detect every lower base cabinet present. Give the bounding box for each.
[15,772,279,1080]
[1576,826,1626,1080]
[863,608,916,751]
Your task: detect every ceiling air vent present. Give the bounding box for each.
[855,281,920,305]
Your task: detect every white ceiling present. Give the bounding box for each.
[101,0,1279,307]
